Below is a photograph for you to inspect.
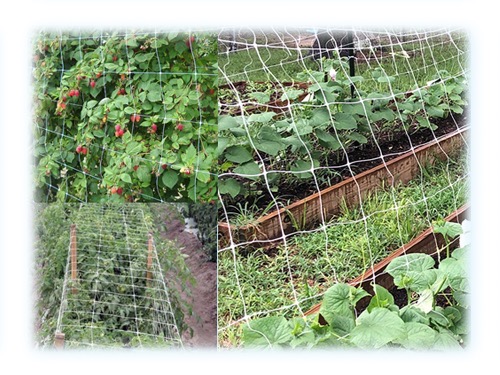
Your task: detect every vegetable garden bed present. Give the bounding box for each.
[218,150,469,347]
[219,126,468,246]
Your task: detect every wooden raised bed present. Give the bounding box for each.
[219,127,468,246]
[305,204,470,316]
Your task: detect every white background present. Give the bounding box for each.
[0,0,497,373]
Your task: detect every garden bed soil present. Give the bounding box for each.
[221,112,467,220]
[154,205,217,348]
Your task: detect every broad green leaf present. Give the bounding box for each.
[218,137,230,155]
[161,169,178,189]
[334,113,357,130]
[377,75,396,83]
[350,308,406,349]
[126,141,142,155]
[136,165,151,184]
[219,116,239,131]
[248,92,270,104]
[182,144,197,164]
[347,132,368,144]
[195,170,211,184]
[433,331,462,349]
[316,129,341,150]
[120,173,132,184]
[320,283,358,325]
[242,316,293,348]
[87,100,98,109]
[219,178,241,198]
[247,112,275,124]
[280,89,303,101]
[147,90,162,102]
[309,108,331,127]
[233,161,260,180]
[224,145,253,164]
[367,284,394,312]
[396,322,438,349]
[386,253,435,278]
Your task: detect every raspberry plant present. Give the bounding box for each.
[33,31,217,203]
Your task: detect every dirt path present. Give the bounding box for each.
[153,204,217,348]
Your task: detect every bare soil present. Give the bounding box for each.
[153,204,217,348]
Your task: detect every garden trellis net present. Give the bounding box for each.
[33,30,218,204]
[217,28,469,346]
[55,204,182,348]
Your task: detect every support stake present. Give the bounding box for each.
[70,224,77,294]
[54,332,65,349]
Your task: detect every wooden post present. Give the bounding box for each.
[54,332,65,349]
[70,224,77,294]
[146,233,153,285]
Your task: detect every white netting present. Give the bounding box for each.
[217,28,469,347]
[54,204,182,348]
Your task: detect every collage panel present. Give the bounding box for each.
[217,28,470,349]
[32,30,217,204]
[33,202,217,349]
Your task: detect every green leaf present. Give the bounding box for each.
[387,253,437,292]
[248,92,270,104]
[347,132,368,144]
[219,178,241,198]
[147,90,162,102]
[350,308,406,349]
[182,144,197,164]
[291,160,317,179]
[320,283,359,325]
[247,112,275,124]
[309,108,331,127]
[218,137,230,155]
[126,141,142,155]
[224,145,253,163]
[87,100,98,109]
[196,170,211,184]
[367,284,394,312]
[120,173,132,184]
[136,165,151,183]
[161,170,178,189]
[242,316,293,348]
[316,129,341,150]
[396,322,438,349]
[433,221,463,240]
[280,89,303,101]
[377,75,396,83]
[334,113,357,130]
[219,116,239,131]
[233,161,261,180]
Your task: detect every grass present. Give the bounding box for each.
[218,30,467,93]
[217,151,469,347]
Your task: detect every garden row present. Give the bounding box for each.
[34,204,192,348]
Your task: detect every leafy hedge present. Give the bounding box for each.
[33,31,217,203]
